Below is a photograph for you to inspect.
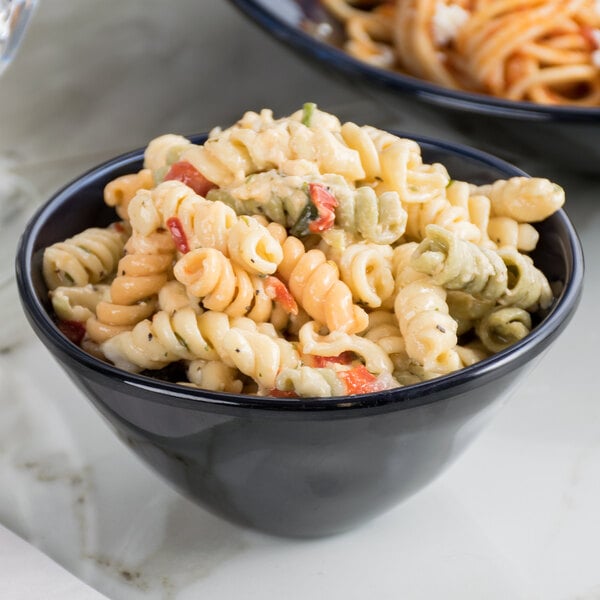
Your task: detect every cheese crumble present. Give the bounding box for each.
[431,1,469,47]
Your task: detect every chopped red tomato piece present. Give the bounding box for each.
[339,365,384,395]
[312,352,355,368]
[268,389,300,398]
[166,216,189,254]
[308,183,338,233]
[164,161,216,196]
[57,320,86,346]
[264,276,298,315]
[581,26,599,49]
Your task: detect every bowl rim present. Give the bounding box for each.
[228,0,600,121]
[16,133,584,414]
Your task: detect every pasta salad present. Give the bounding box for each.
[43,105,565,397]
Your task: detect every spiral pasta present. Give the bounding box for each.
[173,247,280,321]
[476,176,566,223]
[276,231,369,334]
[299,321,394,375]
[186,359,244,394]
[102,309,247,372]
[411,224,554,313]
[85,230,176,343]
[44,105,565,397]
[50,284,111,323]
[143,133,193,176]
[102,308,300,390]
[103,169,154,221]
[43,223,128,290]
[328,242,395,308]
[411,224,508,301]
[476,306,533,353]
[404,193,481,243]
[128,180,283,275]
[392,242,460,374]
[177,106,366,187]
[275,366,347,397]
[497,246,553,311]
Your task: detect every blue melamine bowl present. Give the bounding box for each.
[16,134,583,537]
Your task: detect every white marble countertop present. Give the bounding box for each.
[1,1,599,598]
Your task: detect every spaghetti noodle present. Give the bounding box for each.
[322,0,600,105]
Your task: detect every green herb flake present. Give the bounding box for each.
[301,102,317,127]
[290,200,318,238]
[174,332,189,350]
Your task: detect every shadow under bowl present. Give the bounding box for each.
[16,134,583,538]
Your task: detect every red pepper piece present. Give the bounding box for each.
[164,161,216,196]
[166,216,189,254]
[264,276,299,315]
[308,183,338,233]
[580,26,599,49]
[268,389,300,398]
[339,365,384,395]
[57,320,86,346]
[312,352,355,369]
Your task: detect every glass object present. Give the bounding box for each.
[1,0,37,349]
[0,0,36,75]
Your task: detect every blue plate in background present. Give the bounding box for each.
[229,0,600,174]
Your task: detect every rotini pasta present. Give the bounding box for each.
[392,242,461,374]
[102,309,300,390]
[44,105,565,397]
[275,366,347,397]
[476,176,566,223]
[43,223,128,290]
[328,242,395,308]
[50,284,111,323]
[173,248,281,321]
[476,306,532,353]
[410,224,508,301]
[186,359,244,394]
[85,230,176,343]
[276,230,369,334]
[128,180,283,274]
[103,169,154,221]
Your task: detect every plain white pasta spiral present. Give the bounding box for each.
[128,180,236,253]
[222,327,300,389]
[102,309,300,390]
[50,284,111,323]
[404,194,481,243]
[43,223,128,290]
[479,177,565,223]
[101,309,247,372]
[298,321,393,375]
[275,366,346,397]
[179,107,366,187]
[143,134,192,174]
[186,359,243,393]
[173,248,279,321]
[331,242,395,308]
